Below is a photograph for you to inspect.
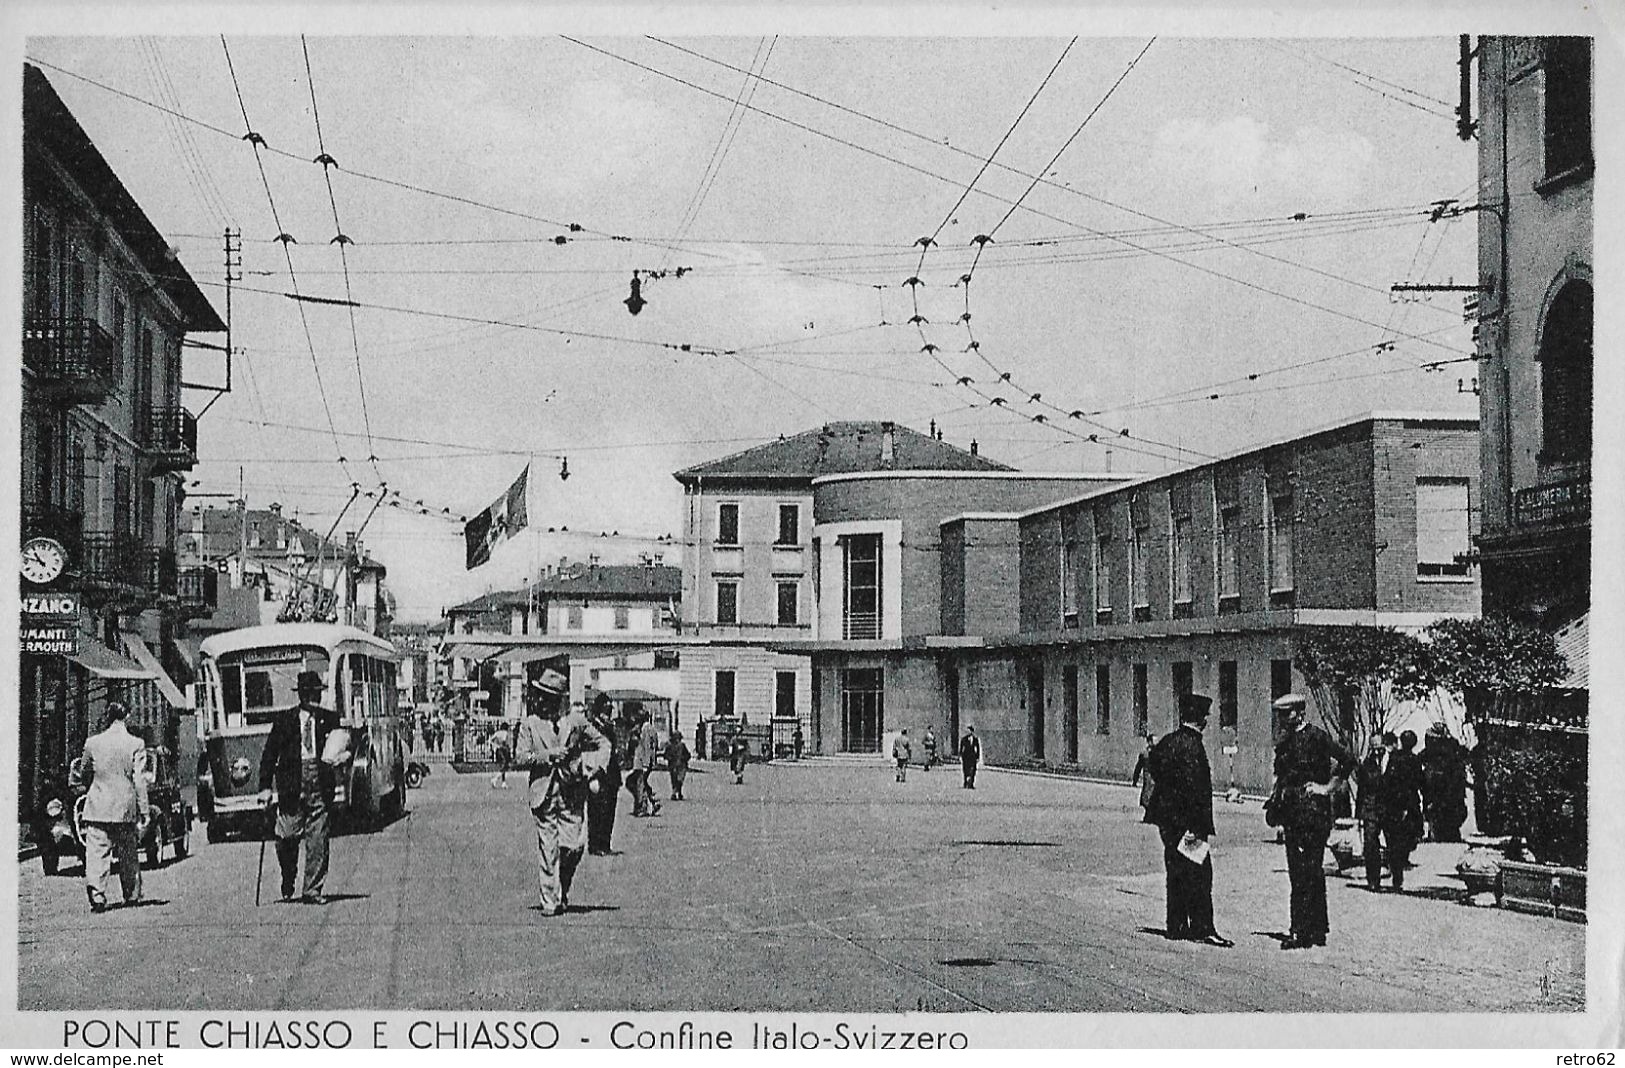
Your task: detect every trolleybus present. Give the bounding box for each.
[195,623,408,840]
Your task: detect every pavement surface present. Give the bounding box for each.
[17,759,1584,1012]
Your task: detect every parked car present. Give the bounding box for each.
[406,759,432,789]
[139,747,193,865]
[33,763,86,876]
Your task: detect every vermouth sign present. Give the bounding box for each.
[20,590,80,654]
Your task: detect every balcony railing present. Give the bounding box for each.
[842,611,881,641]
[23,317,118,405]
[141,407,198,473]
[176,566,219,615]
[140,547,178,598]
[1513,475,1590,527]
[78,532,146,592]
[21,504,84,561]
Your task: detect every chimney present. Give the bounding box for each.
[269,502,282,517]
[970,439,979,457]
[880,421,896,468]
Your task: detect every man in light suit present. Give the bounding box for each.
[514,668,608,916]
[72,702,149,913]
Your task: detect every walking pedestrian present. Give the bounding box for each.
[257,671,343,905]
[665,730,691,800]
[1420,722,1470,842]
[1144,694,1231,946]
[1357,731,1425,891]
[1268,693,1354,950]
[893,729,912,783]
[72,702,149,913]
[1131,732,1157,812]
[922,727,937,771]
[729,732,750,785]
[514,668,608,916]
[491,721,512,789]
[959,726,981,789]
[585,695,622,856]
[792,724,804,761]
[629,704,662,817]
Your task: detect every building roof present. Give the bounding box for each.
[24,65,225,334]
[673,421,1011,483]
[1012,410,1480,521]
[446,565,682,614]
[1554,612,1588,690]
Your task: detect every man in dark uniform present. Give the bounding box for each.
[258,671,342,905]
[1270,693,1354,949]
[1144,694,1232,946]
[959,726,981,789]
[1420,722,1470,842]
[585,695,622,856]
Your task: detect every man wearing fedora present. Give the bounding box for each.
[514,667,608,916]
[1270,692,1354,949]
[1143,693,1232,946]
[258,670,342,904]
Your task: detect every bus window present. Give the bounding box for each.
[220,664,242,724]
[217,650,329,727]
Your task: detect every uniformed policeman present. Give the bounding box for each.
[513,669,608,916]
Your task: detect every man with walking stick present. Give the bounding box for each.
[257,671,343,905]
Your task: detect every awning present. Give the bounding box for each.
[1554,612,1589,690]
[122,632,192,710]
[68,638,157,680]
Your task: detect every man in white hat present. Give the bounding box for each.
[513,666,608,916]
[1269,693,1353,950]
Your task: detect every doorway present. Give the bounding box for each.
[840,668,884,752]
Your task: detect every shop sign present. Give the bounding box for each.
[20,591,81,654]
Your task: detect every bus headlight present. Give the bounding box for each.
[45,798,64,818]
[229,758,252,785]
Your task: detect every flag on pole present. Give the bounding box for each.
[464,465,530,570]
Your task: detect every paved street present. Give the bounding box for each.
[19,761,1583,1012]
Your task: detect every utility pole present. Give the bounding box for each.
[237,467,246,592]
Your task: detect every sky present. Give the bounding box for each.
[18,27,1496,621]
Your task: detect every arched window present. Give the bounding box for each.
[1539,281,1593,462]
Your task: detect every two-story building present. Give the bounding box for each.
[20,64,225,819]
[442,562,683,719]
[1472,35,1591,673]
[941,413,1481,791]
[673,421,1021,750]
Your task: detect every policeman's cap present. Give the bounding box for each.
[1272,692,1307,711]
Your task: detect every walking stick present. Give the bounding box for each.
[254,799,271,907]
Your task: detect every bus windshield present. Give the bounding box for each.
[217,648,330,726]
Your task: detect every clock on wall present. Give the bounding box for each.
[21,537,67,585]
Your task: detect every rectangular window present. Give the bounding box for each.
[613,605,631,630]
[1543,37,1592,181]
[1219,661,1238,730]
[775,670,797,720]
[1217,506,1240,599]
[1132,664,1148,737]
[137,328,154,416]
[842,533,882,639]
[1172,661,1193,724]
[714,670,736,718]
[715,580,739,625]
[1171,514,1194,604]
[567,605,583,630]
[111,296,126,382]
[67,433,85,517]
[1130,523,1150,608]
[776,580,799,626]
[716,502,740,546]
[1271,657,1293,743]
[1095,665,1111,735]
[113,463,133,535]
[1268,494,1294,592]
[1062,665,1079,762]
[1417,478,1473,578]
[1093,534,1113,613]
[654,650,679,671]
[1061,538,1080,622]
[776,503,800,546]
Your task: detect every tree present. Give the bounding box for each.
[1294,625,1435,759]
[1420,616,1570,701]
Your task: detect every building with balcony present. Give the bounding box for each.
[1472,37,1591,643]
[19,64,226,822]
[442,562,682,720]
[935,413,1479,792]
[674,421,1028,751]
